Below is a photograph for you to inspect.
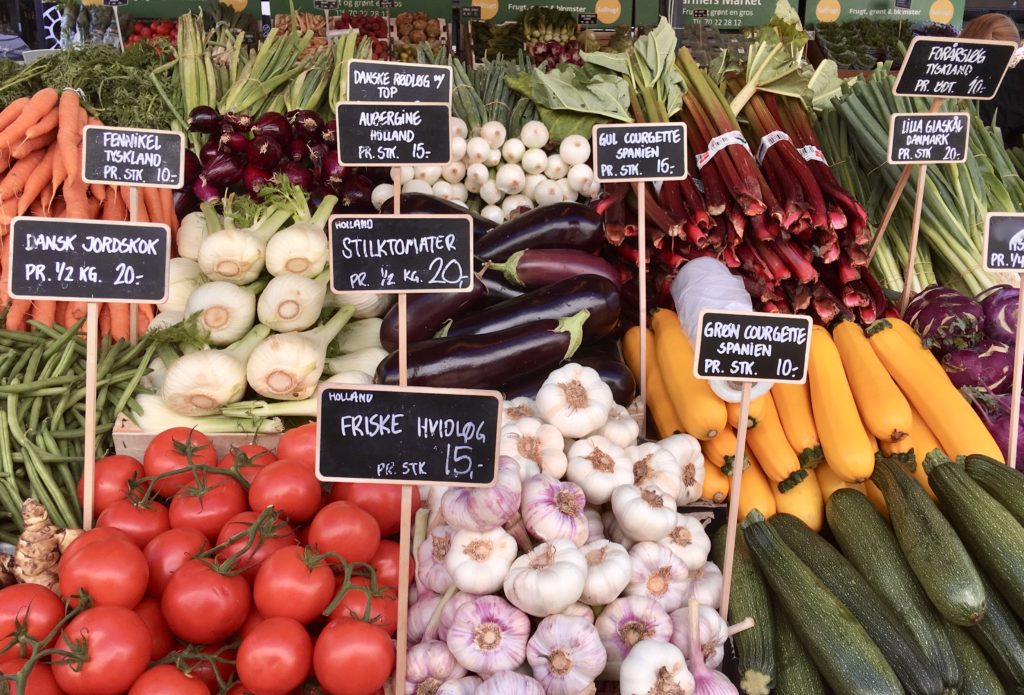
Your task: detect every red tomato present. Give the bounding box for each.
[134,597,174,661]
[59,536,148,608]
[237,617,312,695]
[132,21,145,32]
[329,577,397,635]
[0,658,61,694]
[275,424,316,470]
[143,527,208,598]
[253,546,334,624]
[181,643,235,692]
[96,498,170,548]
[58,527,130,569]
[129,664,211,694]
[161,560,251,644]
[218,445,277,485]
[0,584,65,656]
[248,460,322,523]
[240,606,265,638]
[76,455,143,515]
[306,502,380,565]
[143,428,218,498]
[328,483,419,536]
[169,472,248,541]
[313,620,394,695]
[215,511,297,581]
[368,539,413,588]
[52,606,150,695]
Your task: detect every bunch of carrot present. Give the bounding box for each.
[0,88,178,338]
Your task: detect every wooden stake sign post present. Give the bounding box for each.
[693,310,812,620]
[591,123,687,431]
[103,0,128,52]
[6,217,170,529]
[982,212,1024,469]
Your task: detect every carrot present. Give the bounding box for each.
[9,130,56,160]
[38,184,52,215]
[0,238,10,309]
[98,304,111,337]
[105,186,127,221]
[0,98,28,134]
[17,146,56,216]
[0,196,17,228]
[28,196,46,218]
[31,301,57,328]
[24,109,59,140]
[0,89,59,150]
[138,303,155,334]
[142,187,162,226]
[160,187,178,233]
[86,196,102,220]
[0,149,47,199]
[122,185,149,222]
[49,141,66,208]
[48,197,65,219]
[64,301,88,330]
[56,90,81,186]
[4,300,31,331]
[52,302,68,328]
[108,303,130,341]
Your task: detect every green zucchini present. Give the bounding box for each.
[964,454,1024,527]
[967,574,1024,687]
[946,623,1006,695]
[925,451,1024,622]
[773,605,826,695]
[770,513,944,695]
[870,456,987,626]
[826,488,961,692]
[711,527,774,695]
[741,511,903,695]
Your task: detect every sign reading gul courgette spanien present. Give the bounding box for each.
[316,384,502,487]
[694,310,813,384]
[887,113,970,165]
[592,124,688,182]
[82,126,186,189]
[336,102,450,166]
[7,217,170,303]
[894,36,1016,99]
[346,60,452,103]
[983,213,1024,272]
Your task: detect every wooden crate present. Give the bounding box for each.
[112,414,283,460]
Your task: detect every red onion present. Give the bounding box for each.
[182,150,202,187]
[199,141,220,167]
[223,112,253,133]
[173,189,198,219]
[309,143,328,179]
[252,112,292,144]
[290,110,324,143]
[320,150,347,189]
[286,139,308,163]
[280,162,315,190]
[193,174,222,202]
[187,106,221,133]
[246,135,284,170]
[219,131,249,155]
[243,165,274,195]
[336,173,374,211]
[322,120,338,145]
[308,186,335,212]
[204,152,244,186]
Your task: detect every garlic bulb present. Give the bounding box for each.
[565,436,632,505]
[437,676,482,695]
[405,640,467,695]
[594,596,673,679]
[598,403,640,448]
[503,397,538,424]
[627,542,691,613]
[416,525,456,595]
[659,434,706,505]
[441,457,521,531]
[602,509,634,550]
[409,592,444,644]
[527,615,606,695]
[560,603,596,624]
[659,514,712,571]
[522,475,588,546]
[445,527,518,594]
[536,364,614,438]
[439,592,480,642]
[478,672,544,695]
[611,484,677,542]
[584,507,605,544]
[685,562,724,610]
[504,540,587,617]
[619,639,695,695]
[446,595,530,676]
[669,603,729,670]
[500,417,567,479]
[628,442,684,501]
[579,539,631,606]
[257,272,329,332]
[184,281,258,346]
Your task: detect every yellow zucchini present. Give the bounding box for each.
[701,426,748,474]
[727,394,767,430]
[622,327,684,439]
[651,309,728,440]
[772,468,824,532]
[906,408,941,501]
[817,462,866,500]
[880,435,914,456]
[702,462,730,504]
[739,453,777,520]
[887,318,949,380]
[772,382,823,467]
[747,393,802,485]
[833,320,912,443]
[808,325,876,483]
[866,319,1004,462]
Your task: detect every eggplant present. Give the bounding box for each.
[379,275,486,352]
[475,203,603,262]
[489,249,621,290]
[478,264,524,302]
[379,193,497,236]
[376,310,590,389]
[502,354,637,406]
[441,275,619,341]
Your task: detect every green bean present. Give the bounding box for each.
[0,375,83,395]
[0,417,19,505]
[110,343,158,420]
[50,423,115,439]
[40,319,85,359]
[10,453,82,464]
[0,352,17,381]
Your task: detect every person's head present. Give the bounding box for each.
[961,13,1020,44]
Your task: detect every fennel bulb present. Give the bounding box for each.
[335,318,383,354]
[184,281,259,346]
[177,203,221,261]
[222,371,373,420]
[324,291,393,319]
[161,324,270,416]
[246,306,355,401]
[264,198,335,277]
[161,258,203,314]
[257,272,328,332]
[131,393,284,434]
[325,346,387,377]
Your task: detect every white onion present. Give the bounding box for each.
[520,121,549,149]
[415,166,443,185]
[480,205,505,224]
[480,179,503,206]
[522,149,548,175]
[559,135,592,167]
[567,163,596,193]
[466,137,490,164]
[495,164,527,195]
[545,154,568,180]
[443,161,467,184]
[485,149,502,167]
[501,194,533,216]
[533,179,564,206]
[432,180,455,200]
[450,117,468,140]
[557,178,579,202]
[481,121,508,149]
[523,174,546,199]
[501,138,526,163]
[371,183,394,211]
[451,183,469,202]
[451,136,467,162]
[403,180,433,195]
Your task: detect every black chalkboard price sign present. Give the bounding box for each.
[983,212,1024,272]
[694,310,813,384]
[329,214,473,294]
[7,217,170,303]
[316,384,502,487]
[336,102,451,166]
[81,126,186,189]
[887,112,970,165]
[347,60,452,103]
[894,36,1016,99]
[592,123,688,182]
